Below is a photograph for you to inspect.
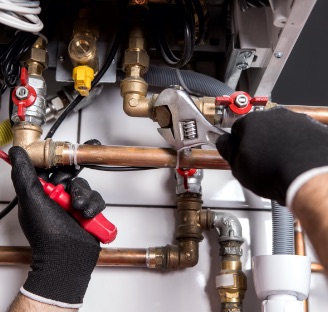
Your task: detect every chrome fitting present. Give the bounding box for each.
[11,75,47,126]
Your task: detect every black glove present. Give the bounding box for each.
[9,146,105,308]
[216,108,328,204]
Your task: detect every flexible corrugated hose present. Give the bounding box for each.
[271,201,295,255]
[0,119,12,146]
[118,66,234,97]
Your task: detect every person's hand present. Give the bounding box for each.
[216,108,328,205]
[9,146,106,308]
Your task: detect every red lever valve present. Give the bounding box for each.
[11,67,37,121]
[177,168,197,192]
[215,91,268,115]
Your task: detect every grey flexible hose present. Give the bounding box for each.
[118,66,234,97]
[271,201,295,255]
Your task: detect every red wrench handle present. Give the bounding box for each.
[0,149,117,244]
[40,180,117,244]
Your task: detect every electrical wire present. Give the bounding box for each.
[0,197,18,218]
[152,0,195,68]
[191,0,206,46]
[0,0,43,32]
[84,165,157,172]
[0,31,38,94]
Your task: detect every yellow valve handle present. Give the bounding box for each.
[72,66,94,96]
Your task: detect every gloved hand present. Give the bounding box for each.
[216,108,328,205]
[9,146,106,308]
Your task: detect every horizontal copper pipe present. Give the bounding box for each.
[311,262,325,273]
[70,145,230,169]
[97,248,147,267]
[280,105,328,124]
[0,247,147,267]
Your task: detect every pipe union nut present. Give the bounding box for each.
[21,46,48,70]
[123,50,149,73]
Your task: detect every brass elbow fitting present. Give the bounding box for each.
[120,24,150,118]
[120,77,150,117]
[147,241,199,270]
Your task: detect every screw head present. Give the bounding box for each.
[235,94,248,108]
[274,52,284,59]
[236,62,249,70]
[240,51,253,59]
[15,86,29,100]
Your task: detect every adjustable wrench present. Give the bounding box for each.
[153,87,227,151]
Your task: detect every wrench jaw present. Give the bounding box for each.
[154,87,226,150]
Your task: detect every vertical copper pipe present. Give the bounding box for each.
[294,220,308,312]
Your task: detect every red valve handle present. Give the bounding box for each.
[11,67,37,121]
[216,91,268,115]
[177,168,197,191]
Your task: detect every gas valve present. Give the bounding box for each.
[11,68,37,121]
[215,91,268,115]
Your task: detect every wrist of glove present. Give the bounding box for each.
[9,146,105,308]
[216,108,328,205]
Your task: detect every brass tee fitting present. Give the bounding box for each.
[12,123,54,168]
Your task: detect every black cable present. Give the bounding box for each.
[191,0,206,46]
[84,165,157,172]
[152,0,195,68]
[0,197,18,219]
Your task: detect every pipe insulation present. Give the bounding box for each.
[271,201,295,255]
[118,66,235,97]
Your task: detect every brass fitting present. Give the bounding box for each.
[148,194,204,270]
[12,123,53,168]
[12,123,69,168]
[20,37,48,76]
[148,241,199,270]
[121,24,150,118]
[216,241,247,312]
[120,77,150,117]
[193,96,216,124]
[69,8,99,96]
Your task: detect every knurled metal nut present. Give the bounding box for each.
[220,246,243,256]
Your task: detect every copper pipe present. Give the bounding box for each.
[0,247,147,267]
[294,220,308,312]
[294,220,306,256]
[284,105,328,124]
[272,104,328,125]
[68,145,229,169]
[97,248,147,267]
[311,262,325,273]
